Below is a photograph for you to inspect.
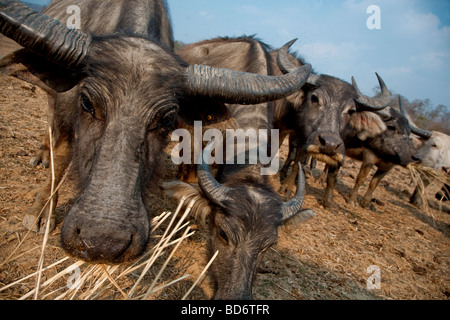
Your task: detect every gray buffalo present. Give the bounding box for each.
[271,39,394,207]
[164,36,314,299]
[0,0,310,264]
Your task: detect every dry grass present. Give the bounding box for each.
[1,75,449,300]
[0,197,217,300]
[407,163,450,217]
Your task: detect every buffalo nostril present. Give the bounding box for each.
[412,155,422,163]
[78,235,134,263]
[318,134,342,153]
[318,135,326,147]
[62,223,142,264]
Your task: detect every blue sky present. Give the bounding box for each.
[22,0,450,110]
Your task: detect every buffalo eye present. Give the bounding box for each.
[218,228,229,244]
[160,113,175,127]
[81,94,94,115]
[311,93,319,104]
[348,108,356,116]
[148,112,176,132]
[387,125,396,131]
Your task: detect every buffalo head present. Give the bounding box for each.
[163,140,314,299]
[0,0,311,263]
[276,39,391,167]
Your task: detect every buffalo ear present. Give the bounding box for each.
[161,180,212,226]
[0,49,80,93]
[349,111,387,141]
[283,209,316,226]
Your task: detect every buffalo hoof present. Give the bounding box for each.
[23,192,58,233]
[30,149,50,168]
[321,198,336,209]
[360,198,378,212]
[23,213,56,234]
[22,214,40,232]
[345,196,357,206]
[360,198,371,208]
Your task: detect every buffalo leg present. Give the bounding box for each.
[409,175,431,207]
[279,132,295,181]
[30,93,55,168]
[279,144,305,197]
[279,162,299,197]
[23,134,71,233]
[322,164,340,208]
[348,162,374,206]
[315,164,329,187]
[360,165,393,208]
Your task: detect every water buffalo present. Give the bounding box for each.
[0,0,311,264]
[342,97,425,209]
[408,127,450,207]
[273,40,395,207]
[283,96,425,209]
[164,36,314,299]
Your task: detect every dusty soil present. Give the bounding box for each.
[0,72,449,300]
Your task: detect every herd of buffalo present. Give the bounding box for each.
[0,0,448,299]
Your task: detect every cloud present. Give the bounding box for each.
[411,51,450,70]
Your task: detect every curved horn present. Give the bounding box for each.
[197,139,231,206]
[276,38,320,84]
[186,62,311,105]
[398,96,433,139]
[281,162,315,222]
[0,0,91,69]
[352,73,391,111]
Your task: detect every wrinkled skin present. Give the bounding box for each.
[50,37,186,263]
[28,0,174,168]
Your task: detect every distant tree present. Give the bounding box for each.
[398,95,450,135]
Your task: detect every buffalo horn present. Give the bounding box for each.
[0,0,91,69]
[186,62,311,105]
[197,139,231,206]
[398,96,432,139]
[352,73,391,111]
[276,38,320,84]
[281,162,314,222]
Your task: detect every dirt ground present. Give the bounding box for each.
[0,71,449,300]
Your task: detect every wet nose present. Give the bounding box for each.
[61,219,147,264]
[318,133,343,155]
